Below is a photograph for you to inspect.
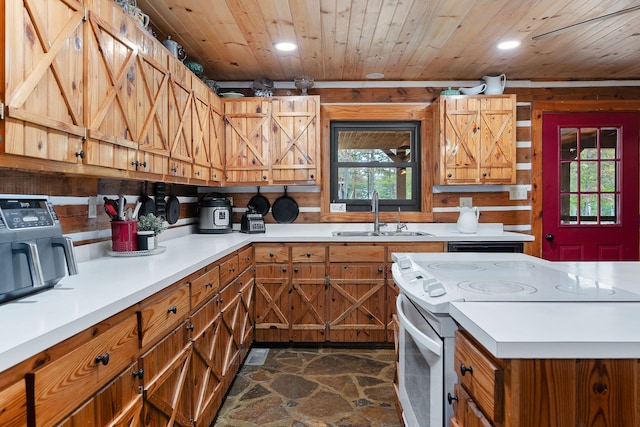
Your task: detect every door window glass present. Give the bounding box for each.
[559,127,620,225]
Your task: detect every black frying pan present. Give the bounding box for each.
[271,186,299,224]
[247,186,270,216]
[166,184,180,225]
[139,181,155,217]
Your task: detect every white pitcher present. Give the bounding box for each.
[482,74,507,94]
[456,206,479,233]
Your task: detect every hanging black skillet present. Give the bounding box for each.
[247,186,270,216]
[271,186,299,224]
[139,181,156,217]
[166,184,180,225]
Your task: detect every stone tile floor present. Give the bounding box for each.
[213,347,402,427]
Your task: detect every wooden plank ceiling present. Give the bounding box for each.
[135,0,640,83]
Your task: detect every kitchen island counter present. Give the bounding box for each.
[450,301,640,359]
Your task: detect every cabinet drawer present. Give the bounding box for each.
[256,264,290,279]
[329,245,385,262]
[190,265,220,309]
[292,264,326,281]
[454,330,503,423]
[386,243,444,261]
[238,246,254,271]
[330,263,385,280]
[254,245,289,263]
[292,245,326,263]
[138,283,190,348]
[219,254,239,286]
[27,315,139,427]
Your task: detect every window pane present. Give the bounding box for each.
[560,128,577,160]
[561,161,578,192]
[599,161,617,192]
[580,194,598,224]
[337,167,412,200]
[600,128,618,159]
[600,194,617,224]
[337,130,412,162]
[579,162,597,192]
[560,194,578,224]
[579,128,598,159]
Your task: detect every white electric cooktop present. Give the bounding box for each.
[392,253,640,314]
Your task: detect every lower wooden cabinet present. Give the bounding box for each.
[0,379,27,427]
[328,262,386,342]
[7,244,255,427]
[58,361,143,427]
[26,313,139,427]
[452,329,640,427]
[254,242,444,344]
[140,321,192,426]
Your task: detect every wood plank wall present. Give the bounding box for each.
[1,85,639,249]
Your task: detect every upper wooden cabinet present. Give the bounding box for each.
[224,96,320,185]
[434,95,516,185]
[2,0,85,164]
[224,98,271,184]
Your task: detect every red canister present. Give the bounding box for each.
[111,220,138,252]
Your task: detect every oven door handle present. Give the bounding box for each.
[396,294,442,356]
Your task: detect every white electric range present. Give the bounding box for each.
[391,252,640,427]
[392,252,640,315]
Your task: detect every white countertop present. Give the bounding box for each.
[392,252,640,359]
[450,301,640,359]
[0,222,531,373]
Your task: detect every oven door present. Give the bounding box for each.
[396,293,444,427]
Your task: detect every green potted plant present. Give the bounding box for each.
[137,213,164,249]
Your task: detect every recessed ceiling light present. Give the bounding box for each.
[497,40,521,50]
[274,42,297,52]
[366,72,385,79]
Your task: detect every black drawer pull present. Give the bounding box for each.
[460,363,473,376]
[167,306,178,314]
[447,393,459,405]
[269,252,274,257]
[132,369,144,378]
[95,353,110,366]
[205,282,213,288]
[294,268,299,273]
[306,252,311,257]
[282,267,287,272]
[186,324,194,332]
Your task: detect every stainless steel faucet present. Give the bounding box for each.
[371,190,385,233]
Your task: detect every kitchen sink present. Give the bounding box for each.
[332,230,434,237]
[332,231,379,236]
[378,231,434,237]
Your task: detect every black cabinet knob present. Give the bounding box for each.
[75,150,85,159]
[95,353,110,366]
[460,363,473,376]
[545,233,555,242]
[186,324,194,332]
[447,393,459,405]
[167,306,177,314]
[132,369,144,378]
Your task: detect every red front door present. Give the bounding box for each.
[542,112,639,261]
